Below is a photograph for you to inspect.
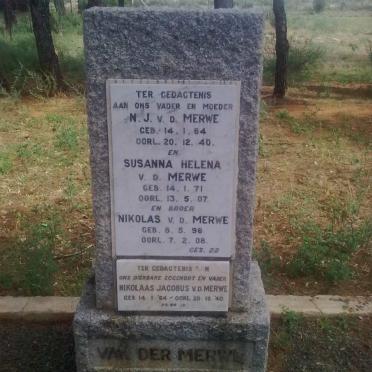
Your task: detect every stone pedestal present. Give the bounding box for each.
[75,7,269,372]
[74,262,269,372]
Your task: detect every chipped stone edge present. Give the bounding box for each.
[267,295,372,318]
[0,296,80,321]
[1,295,371,321]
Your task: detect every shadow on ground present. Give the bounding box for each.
[0,316,371,371]
[0,320,75,372]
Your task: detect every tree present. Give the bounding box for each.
[77,0,84,13]
[273,0,289,98]
[29,0,64,89]
[86,0,103,7]
[0,71,10,92]
[313,0,326,13]
[53,0,65,16]
[214,0,233,8]
[118,0,124,6]
[3,0,17,37]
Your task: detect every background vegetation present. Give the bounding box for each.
[0,0,371,96]
[0,0,371,296]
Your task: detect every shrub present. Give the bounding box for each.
[287,44,323,83]
[263,42,323,85]
[313,0,326,13]
[10,64,59,97]
[254,240,281,274]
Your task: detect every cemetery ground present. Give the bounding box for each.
[256,86,371,297]
[0,6,371,298]
[1,87,370,297]
[0,4,371,370]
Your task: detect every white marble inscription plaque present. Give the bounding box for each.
[117,259,230,312]
[107,79,240,258]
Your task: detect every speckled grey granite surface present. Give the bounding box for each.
[84,7,264,312]
[74,262,269,371]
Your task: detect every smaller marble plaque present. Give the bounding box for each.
[117,259,230,312]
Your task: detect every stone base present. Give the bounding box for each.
[73,262,269,372]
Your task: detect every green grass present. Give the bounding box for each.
[280,309,304,338]
[0,152,12,174]
[64,177,78,200]
[46,113,84,151]
[275,110,319,134]
[55,124,79,151]
[0,212,59,295]
[287,220,372,283]
[0,205,93,296]
[16,142,44,159]
[256,182,371,285]
[271,309,304,352]
[317,67,372,84]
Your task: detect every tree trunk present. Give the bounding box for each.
[214,0,233,8]
[0,71,10,92]
[77,0,84,13]
[29,0,64,89]
[53,0,66,16]
[273,0,289,98]
[3,0,17,37]
[118,0,125,6]
[87,0,103,7]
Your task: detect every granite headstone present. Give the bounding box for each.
[74,7,269,371]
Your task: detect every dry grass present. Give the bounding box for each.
[256,87,372,295]
[0,96,94,295]
[0,87,371,296]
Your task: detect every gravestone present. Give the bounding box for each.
[74,7,269,372]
